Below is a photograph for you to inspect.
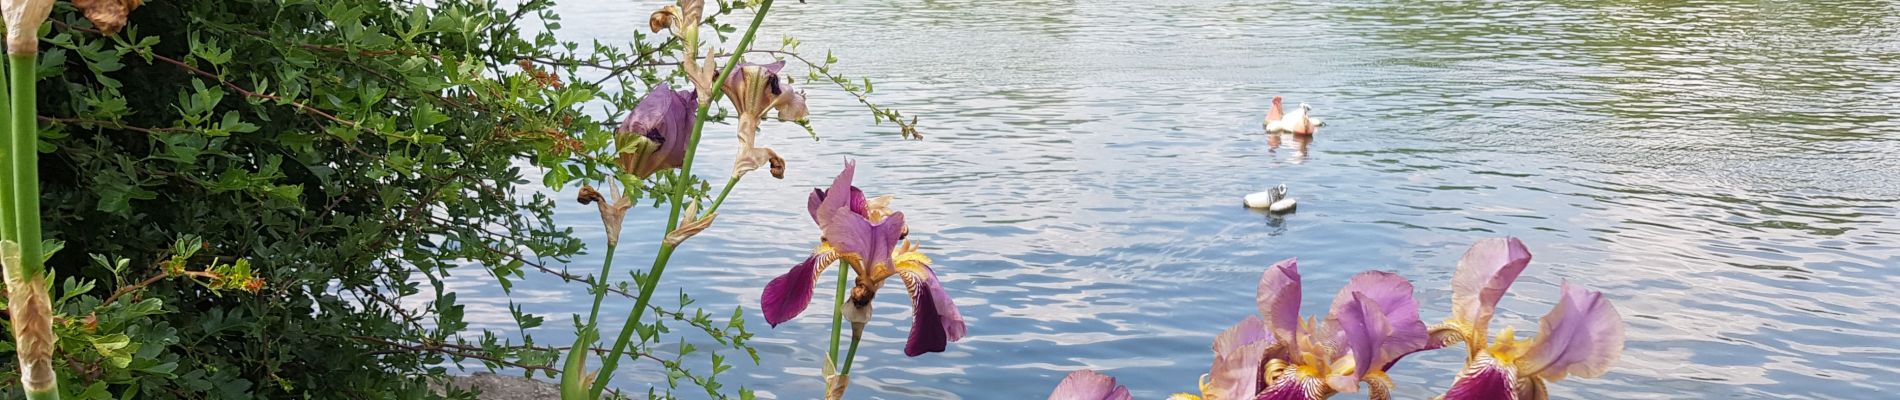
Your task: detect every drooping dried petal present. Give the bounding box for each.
[863,195,895,223]
[1450,237,1532,341]
[776,89,809,122]
[1047,369,1132,400]
[1,242,56,393]
[823,370,850,400]
[732,144,782,179]
[577,185,633,247]
[663,206,715,247]
[1519,282,1624,382]
[2,0,54,54]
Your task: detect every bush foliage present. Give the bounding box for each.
[2,0,908,398]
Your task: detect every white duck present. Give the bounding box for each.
[1243,184,1298,213]
[1263,96,1323,135]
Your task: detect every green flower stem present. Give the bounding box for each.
[0,53,14,245]
[701,176,742,219]
[9,55,40,276]
[840,323,862,375]
[559,243,618,398]
[584,244,619,327]
[828,261,847,371]
[9,50,58,400]
[585,1,776,397]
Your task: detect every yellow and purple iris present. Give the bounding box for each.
[760,160,966,356]
[1047,369,1133,400]
[1191,258,1435,400]
[615,82,698,179]
[1432,237,1625,400]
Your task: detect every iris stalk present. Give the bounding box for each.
[558,243,618,397]
[3,0,59,397]
[585,1,776,397]
[828,261,847,370]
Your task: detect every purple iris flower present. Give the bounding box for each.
[1047,369,1133,400]
[1203,258,1433,400]
[615,82,697,178]
[1435,237,1626,400]
[760,159,965,356]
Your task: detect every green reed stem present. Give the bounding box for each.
[585,1,776,397]
[828,261,847,371]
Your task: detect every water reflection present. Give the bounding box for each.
[481,0,1900,398]
[1266,132,1312,164]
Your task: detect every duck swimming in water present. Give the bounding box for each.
[1243,184,1298,213]
[1264,96,1323,135]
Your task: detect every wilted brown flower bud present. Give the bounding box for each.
[648,5,678,33]
[576,185,605,205]
[74,0,140,34]
[768,152,787,179]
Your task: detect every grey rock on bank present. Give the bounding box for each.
[443,373,561,399]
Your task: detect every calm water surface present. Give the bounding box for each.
[458,1,1900,398]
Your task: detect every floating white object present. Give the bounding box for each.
[1269,197,1297,213]
[1264,97,1321,135]
[1243,184,1298,213]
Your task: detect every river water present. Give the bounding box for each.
[461,1,1900,398]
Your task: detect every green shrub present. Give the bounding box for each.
[1,0,910,398]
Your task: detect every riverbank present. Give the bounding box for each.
[443,373,560,399]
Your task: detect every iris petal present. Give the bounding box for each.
[1443,361,1517,400]
[1208,341,1272,400]
[896,259,965,356]
[807,186,867,226]
[1257,375,1323,400]
[1451,237,1532,335]
[814,160,869,232]
[825,210,905,275]
[1213,315,1269,356]
[1332,291,1390,385]
[1520,281,1624,381]
[761,249,837,327]
[1327,271,1432,372]
[616,83,698,178]
[1258,258,1302,355]
[1047,369,1132,400]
